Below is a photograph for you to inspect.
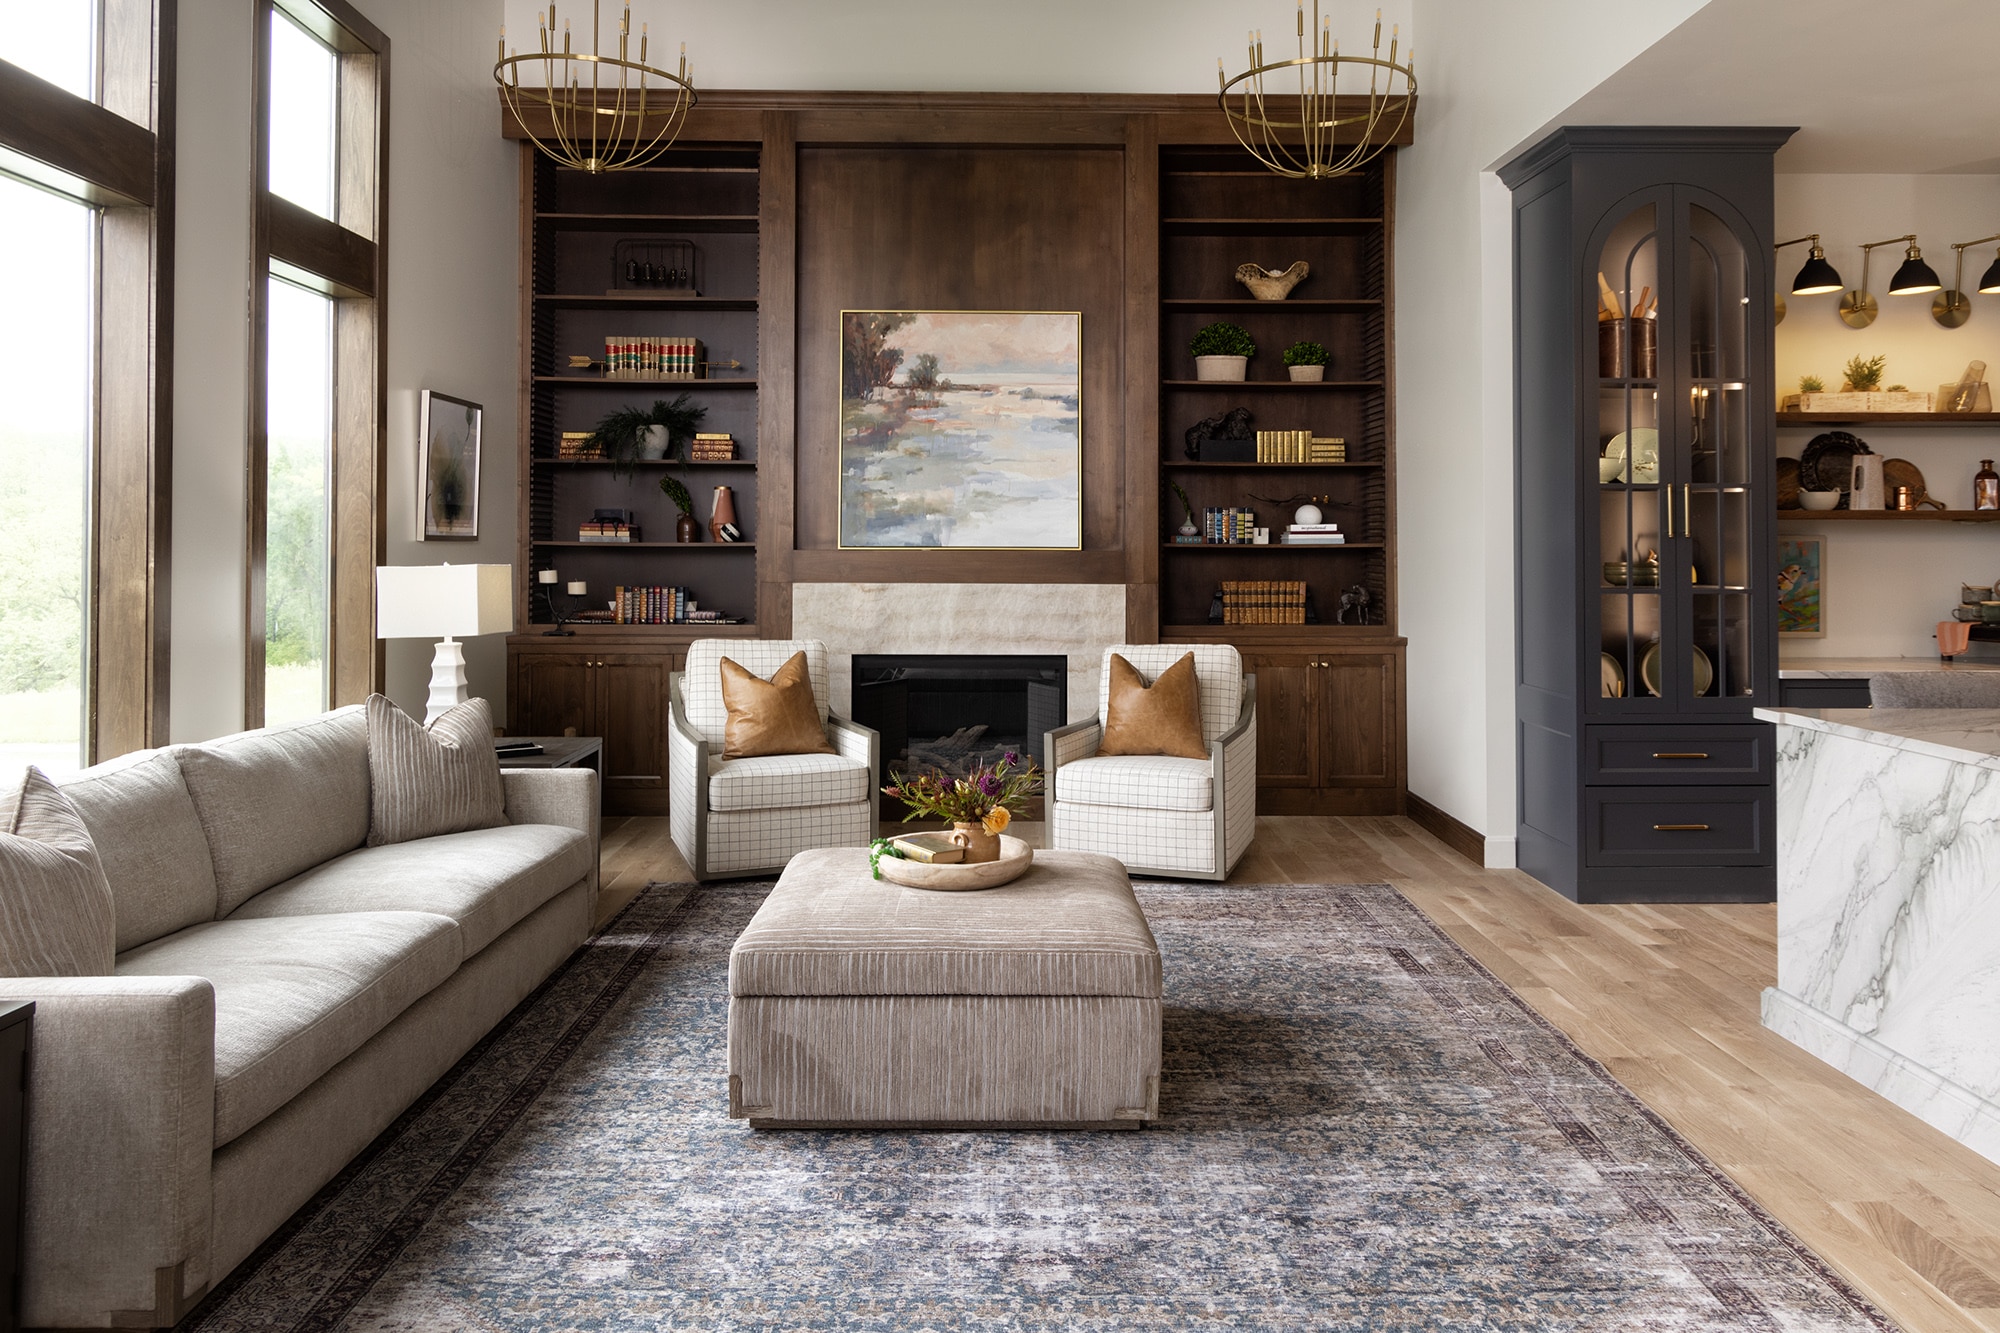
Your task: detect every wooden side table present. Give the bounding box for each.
[0,1000,32,1332]
[495,736,603,774]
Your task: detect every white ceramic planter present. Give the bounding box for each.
[1194,355,1249,382]
[1288,364,1326,382]
[639,424,671,459]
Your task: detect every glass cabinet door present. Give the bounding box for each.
[1590,198,1669,711]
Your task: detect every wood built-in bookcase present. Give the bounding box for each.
[1158,147,1406,814]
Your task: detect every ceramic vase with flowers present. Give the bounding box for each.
[881,752,1043,864]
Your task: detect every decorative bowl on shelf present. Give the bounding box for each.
[1797,490,1841,511]
[1602,560,1660,587]
[875,835,1034,891]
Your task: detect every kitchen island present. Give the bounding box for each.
[1755,704,2000,1164]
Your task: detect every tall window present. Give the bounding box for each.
[0,0,173,777]
[248,0,386,728]
[0,179,94,777]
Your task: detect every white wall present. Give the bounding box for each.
[169,0,519,740]
[1774,172,2000,659]
[1394,0,1709,863]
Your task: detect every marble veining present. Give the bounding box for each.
[792,582,1126,722]
[1761,712,2000,1164]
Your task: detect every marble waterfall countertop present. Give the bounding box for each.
[1778,656,2000,679]
[1756,706,2000,1164]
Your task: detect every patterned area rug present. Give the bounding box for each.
[181,882,1896,1331]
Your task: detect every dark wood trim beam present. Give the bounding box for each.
[0,57,156,205]
[755,109,797,638]
[267,193,376,298]
[1122,113,1160,644]
[789,551,1127,584]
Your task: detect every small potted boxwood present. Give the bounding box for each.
[1191,322,1255,382]
[1283,340,1329,382]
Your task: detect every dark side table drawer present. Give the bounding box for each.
[1584,786,1772,868]
[1583,724,1772,785]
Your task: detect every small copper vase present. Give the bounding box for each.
[675,513,698,543]
[951,822,1001,864]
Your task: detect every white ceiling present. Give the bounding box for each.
[1538,0,2000,174]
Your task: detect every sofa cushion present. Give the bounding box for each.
[708,753,870,812]
[1054,754,1214,813]
[1097,643,1243,745]
[1097,652,1208,759]
[228,823,594,956]
[682,639,829,746]
[719,652,836,760]
[365,694,506,847]
[57,748,220,952]
[116,910,460,1146]
[0,768,116,976]
[176,706,371,915]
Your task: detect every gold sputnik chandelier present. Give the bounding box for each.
[1218,5,1415,181]
[495,2,695,174]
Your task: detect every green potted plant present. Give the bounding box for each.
[586,393,706,476]
[1191,321,1256,382]
[1283,339,1330,383]
[659,473,698,542]
[1842,354,1886,393]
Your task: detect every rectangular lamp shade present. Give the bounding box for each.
[375,563,515,639]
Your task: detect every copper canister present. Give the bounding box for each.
[1894,485,1915,511]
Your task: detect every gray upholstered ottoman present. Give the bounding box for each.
[727,847,1162,1128]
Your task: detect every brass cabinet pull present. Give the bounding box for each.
[1682,484,1692,538]
[1664,486,1673,536]
[1653,823,1710,831]
[1651,752,1709,760]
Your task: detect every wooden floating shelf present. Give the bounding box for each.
[1161,541,1384,551]
[1160,298,1383,312]
[534,293,758,310]
[535,458,755,468]
[1777,412,2000,427]
[1162,623,1402,641]
[532,541,759,549]
[1161,216,1382,236]
[1775,509,2000,522]
[534,212,759,233]
[1161,379,1382,391]
[1162,460,1382,469]
[532,377,757,389]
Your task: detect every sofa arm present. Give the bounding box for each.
[502,767,600,892]
[827,714,881,829]
[1046,717,1103,775]
[0,976,216,1328]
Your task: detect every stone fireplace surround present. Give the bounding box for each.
[791,582,1127,724]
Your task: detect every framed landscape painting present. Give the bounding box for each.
[420,390,481,540]
[1776,534,1824,637]
[838,310,1081,549]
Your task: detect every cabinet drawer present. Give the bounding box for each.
[1583,725,1772,785]
[1779,678,1872,709]
[1584,786,1772,867]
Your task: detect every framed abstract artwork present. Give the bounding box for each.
[838,310,1081,549]
[419,389,481,540]
[1776,534,1825,638]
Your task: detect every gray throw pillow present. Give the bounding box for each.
[0,767,116,976]
[365,695,507,847]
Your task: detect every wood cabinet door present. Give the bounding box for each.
[1319,651,1400,788]
[593,654,668,786]
[1241,652,1319,788]
[512,653,592,740]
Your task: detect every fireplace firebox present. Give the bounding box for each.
[851,655,1067,815]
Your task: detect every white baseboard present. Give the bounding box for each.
[1482,835,1517,869]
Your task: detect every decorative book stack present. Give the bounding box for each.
[1281,522,1344,546]
[1203,506,1258,544]
[690,432,736,461]
[1255,432,1348,463]
[602,335,704,380]
[579,520,637,543]
[557,431,602,459]
[1221,580,1307,624]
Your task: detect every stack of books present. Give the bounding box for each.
[602,335,703,380]
[690,433,736,461]
[1221,580,1307,624]
[556,431,602,459]
[1281,523,1345,546]
[1203,506,1257,544]
[1309,436,1347,462]
[578,520,637,543]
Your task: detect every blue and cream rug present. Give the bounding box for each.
[182,882,1896,1331]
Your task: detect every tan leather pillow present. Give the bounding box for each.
[1097,652,1208,759]
[720,652,835,759]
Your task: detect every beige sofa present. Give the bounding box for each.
[1,706,598,1328]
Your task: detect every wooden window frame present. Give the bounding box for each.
[0,0,176,762]
[246,0,388,727]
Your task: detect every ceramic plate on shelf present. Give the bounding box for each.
[1600,651,1626,699]
[1599,429,1660,485]
[1798,431,1868,494]
[1638,641,1715,698]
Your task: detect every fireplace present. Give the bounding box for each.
[852,654,1067,814]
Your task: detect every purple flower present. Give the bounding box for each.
[1003,751,1020,766]
[977,772,1001,796]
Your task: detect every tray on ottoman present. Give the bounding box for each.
[727,846,1162,1129]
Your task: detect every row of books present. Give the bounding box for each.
[1220,580,1308,625]
[1202,506,1257,544]
[690,432,736,461]
[1256,431,1347,464]
[611,586,737,624]
[602,335,704,380]
[1281,522,1346,546]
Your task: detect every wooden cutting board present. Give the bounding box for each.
[1776,456,1801,509]
[1883,457,1947,509]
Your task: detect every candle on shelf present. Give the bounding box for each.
[567,581,588,595]
[538,569,559,584]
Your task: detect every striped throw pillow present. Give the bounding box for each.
[365,695,507,847]
[0,767,116,976]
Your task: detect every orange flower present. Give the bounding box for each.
[982,806,1011,836]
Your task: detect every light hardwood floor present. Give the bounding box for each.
[597,813,2000,1331]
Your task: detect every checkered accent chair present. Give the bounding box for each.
[1045,644,1256,881]
[669,639,880,881]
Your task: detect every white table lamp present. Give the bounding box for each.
[376,563,516,723]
